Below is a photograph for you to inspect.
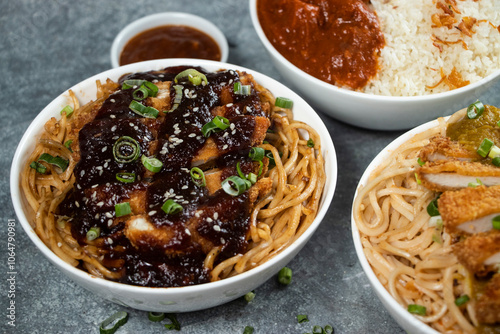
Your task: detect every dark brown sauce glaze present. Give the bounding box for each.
[119,25,221,66]
[59,66,270,287]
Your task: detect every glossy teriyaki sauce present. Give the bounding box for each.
[59,66,270,287]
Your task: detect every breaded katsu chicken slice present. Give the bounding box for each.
[417,160,500,192]
[453,230,500,276]
[418,136,478,163]
[146,81,172,112]
[192,115,270,167]
[475,273,500,324]
[124,177,272,255]
[438,185,500,234]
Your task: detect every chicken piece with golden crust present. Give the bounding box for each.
[452,230,500,276]
[438,185,500,234]
[418,135,478,163]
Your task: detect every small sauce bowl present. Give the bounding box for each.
[111,12,229,68]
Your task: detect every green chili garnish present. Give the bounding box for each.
[164,313,181,331]
[116,172,136,183]
[408,304,427,316]
[86,227,100,241]
[141,155,163,173]
[115,202,131,217]
[455,295,470,306]
[37,153,69,172]
[174,68,208,86]
[113,136,140,163]
[275,97,293,109]
[162,199,183,215]
[466,100,485,119]
[278,267,292,285]
[99,311,128,334]
[148,312,166,322]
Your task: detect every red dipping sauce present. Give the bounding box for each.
[257,0,385,90]
[119,25,222,66]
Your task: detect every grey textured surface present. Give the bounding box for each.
[1,1,499,333]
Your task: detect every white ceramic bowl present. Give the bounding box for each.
[10,58,337,312]
[351,119,442,334]
[110,12,229,68]
[249,0,500,131]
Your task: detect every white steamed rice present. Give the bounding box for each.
[364,0,500,96]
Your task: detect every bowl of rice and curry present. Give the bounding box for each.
[250,0,500,130]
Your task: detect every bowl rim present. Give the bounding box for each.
[249,0,500,101]
[10,58,337,297]
[350,118,443,334]
[110,12,229,68]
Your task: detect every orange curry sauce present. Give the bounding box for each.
[257,0,385,90]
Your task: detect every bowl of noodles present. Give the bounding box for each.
[352,102,500,332]
[250,0,500,130]
[10,58,337,312]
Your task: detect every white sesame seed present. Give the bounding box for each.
[110,114,116,119]
[112,135,119,140]
[226,103,233,107]
[97,201,104,207]
[95,213,99,219]
[96,166,103,170]
[213,225,221,232]
[182,185,188,189]
[220,237,226,244]
[102,146,107,152]
[222,144,228,150]
[230,123,235,130]
[108,219,113,227]
[193,107,199,112]
[148,210,157,216]
[77,184,81,189]
[75,201,80,208]
[207,217,213,223]
[182,200,189,204]
[185,228,191,236]
[105,212,113,218]
[107,238,113,244]
[99,170,103,176]
[188,133,196,138]
[183,113,190,117]
[80,170,85,177]
[57,242,62,247]
[92,184,99,188]
[129,122,134,127]
[110,99,116,103]
[229,79,233,84]
[232,130,236,135]
[223,132,229,138]
[134,126,139,131]
[159,74,164,78]
[213,212,219,220]
[103,161,109,168]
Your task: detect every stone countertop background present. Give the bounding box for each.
[1,1,499,333]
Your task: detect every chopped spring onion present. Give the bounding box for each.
[312,325,324,334]
[493,215,500,230]
[30,161,47,174]
[115,202,131,217]
[64,139,73,152]
[477,138,494,158]
[247,173,257,184]
[275,97,293,109]
[190,167,206,187]
[99,311,129,334]
[415,173,421,185]
[129,100,159,118]
[132,85,148,101]
[148,312,165,322]
[249,147,265,161]
[168,85,184,112]
[141,155,163,173]
[222,175,248,196]
[455,294,470,306]
[278,267,292,285]
[297,314,309,323]
[38,153,69,172]
[116,172,136,183]
[162,199,183,215]
[164,313,181,330]
[497,120,500,127]
[324,325,334,334]
[257,160,264,177]
[243,326,254,334]
[466,100,485,119]
[201,116,230,137]
[174,68,208,86]
[427,196,440,217]
[86,227,100,241]
[417,157,425,166]
[234,82,251,95]
[432,232,442,244]
[113,136,140,163]
[244,291,255,303]
[493,157,500,167]
[307,138,315,148]
[468,178,483,188]
[142,81,158,97]
[60,105,74,117]
[407,304,427,316]
[428,215,443,228]
[488,145,500,159]
[122,79,146,90]
[265,150,282,167]
[236,161,246,179]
